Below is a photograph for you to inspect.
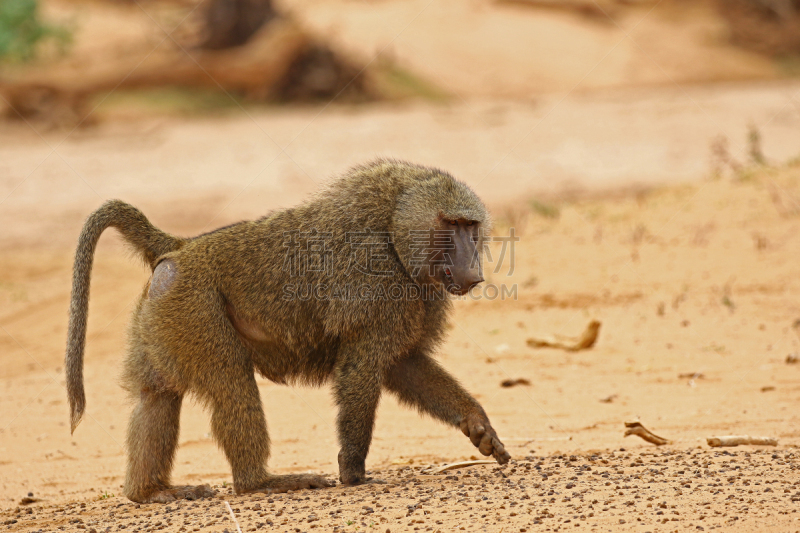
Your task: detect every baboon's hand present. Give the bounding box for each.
[460,412,511,465]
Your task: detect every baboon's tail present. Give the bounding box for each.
[66,200,186,433]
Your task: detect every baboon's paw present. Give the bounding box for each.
[258,474,334,493]
[339,474,386,486]
[460,413,511,465]
[338,467,365,486]
[141,484,216,503]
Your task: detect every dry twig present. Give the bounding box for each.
[527,320,601,352]
[501,378,531,388]
[707,436,778,447]
[225,501,243,533]
[431,460,496,474]
[624,421,669,446]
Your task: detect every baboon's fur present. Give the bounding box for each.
[66,159,510,503]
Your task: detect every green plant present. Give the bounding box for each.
[0,0,70,62]
[722,294,735,311]
[748,123,766,165]
[529,199,560,219]
[373,58,449,101]
[98,490,114,500]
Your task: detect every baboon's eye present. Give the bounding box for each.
[449,220,457,225]
[467,221,474,226]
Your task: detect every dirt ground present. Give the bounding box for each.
[2,137,800,531]
[3,0,800,531]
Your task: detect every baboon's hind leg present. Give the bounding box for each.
[205,357,333,494]
[123,372,215,503]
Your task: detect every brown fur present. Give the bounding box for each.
[65,159,510,504]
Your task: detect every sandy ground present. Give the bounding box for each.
[2,148,800,531]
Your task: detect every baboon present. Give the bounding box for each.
[66,159,510,504]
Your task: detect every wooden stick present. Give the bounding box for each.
[225,501,243,533]
[431,460,496,474]
[706,436,778,447]
[624,421,669,446]
[527,320,601,352]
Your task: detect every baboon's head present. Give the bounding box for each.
[392,165,492,296]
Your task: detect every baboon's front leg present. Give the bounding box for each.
[333,351,383,485]
[384,351,510,464]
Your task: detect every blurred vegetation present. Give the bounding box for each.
[96,87,244,117]
[717,0,800,56]
[529,199,561,220]
[373,61,449,102]
[0,0,70,63]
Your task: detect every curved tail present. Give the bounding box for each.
[66,200,186,433]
